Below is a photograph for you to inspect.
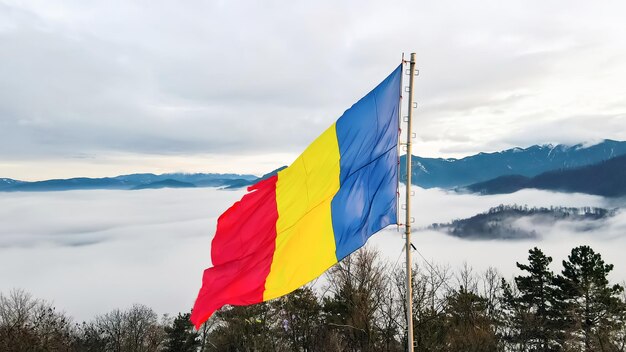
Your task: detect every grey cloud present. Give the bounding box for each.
[501,114,626,148]
[2,0,626,175]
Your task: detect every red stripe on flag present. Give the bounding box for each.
[190,176,278,328]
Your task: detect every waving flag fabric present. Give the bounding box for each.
[191,65,402,328]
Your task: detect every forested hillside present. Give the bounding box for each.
[400,139,626,189]
[430,204,618,240]
[466,153,626,197]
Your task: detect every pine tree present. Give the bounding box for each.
[163,313,200,352]
[444,286,498,352]
[207,302,278,351]
[323,248,386,352]
[273,287,322,351]
[501,247,564,351]
[555,245,625,351]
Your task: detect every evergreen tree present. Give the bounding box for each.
[163,313,199,352]
[501,247,564,351]
[207,302,278,351]
[444,286,498,352]
[272,287,322,351]
[556,245,625,351]
[323,247,388,352]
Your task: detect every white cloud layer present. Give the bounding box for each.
[0,187,624,321]
[1,0,626,179]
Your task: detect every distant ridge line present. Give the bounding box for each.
[400,139,626,189]
[464,153,626,197]
[2,139,625,192]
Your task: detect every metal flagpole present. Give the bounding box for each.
[405,52,417,352]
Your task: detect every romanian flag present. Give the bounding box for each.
[191,65,402,328]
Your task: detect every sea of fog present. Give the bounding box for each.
[0,187,625,322]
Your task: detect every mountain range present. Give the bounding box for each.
[464,153,626,197]
[0,173,257,192]
[400,139,626,189]
[0,165,290,192]
[2,140,624,193]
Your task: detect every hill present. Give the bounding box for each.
[400,139,626,188]
[465,153,626,197]
[430,204,618,240]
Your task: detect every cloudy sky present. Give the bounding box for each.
[2,0,626,180]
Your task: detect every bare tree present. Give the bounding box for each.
[456,262,478,294]
[0,288,73,351]
[323,246,390,352]
[480,267,506,348]
[394,260,452,351]
[78,304,165,352]
[123,304,163,352]
[0,289,38,327]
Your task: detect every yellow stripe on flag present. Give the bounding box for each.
[263,123,341,300]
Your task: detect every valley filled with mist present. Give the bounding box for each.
[1,186,624,322]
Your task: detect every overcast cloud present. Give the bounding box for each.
[1,0,626,179]
[0,187,624,321]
